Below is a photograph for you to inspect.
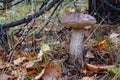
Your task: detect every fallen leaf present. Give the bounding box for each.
[85,63,116,72]
[109,32,120,44]
[11,66,27,79]
[19,6,27,14]
[85,50,94,59]
[41,43,50,52]
[25,63,45,77]
[0,74,13,80]
[67,8,75,13]
[109,52,115,62]
[26,70,38,77]
[38,43,50,60]
[95,39,108,51]
[23,61,34,68]
[82,77,95,80]
[13,35,19,41]
[35,69,45,79]
[0,59,13,69]
[14,57,26,65]
[42,63,61,80]
[23,52,37,59]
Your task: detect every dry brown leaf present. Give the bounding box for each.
[26,64,45,77]
[0,74,13,80]
[85,50,94,59]
[26,70,38,77]
[23,61,34,68]
[98,74,108,80]
[0,59,13,69]
[109,32,120,45]
[42,63,61,80]
[109,52,115,62]
[5,63,13,68]
[0,64,13,69]
[11,66,27,79]
[35,69,45,79]
[95,39,108,51]
[85,63,116,72]
[22,52,37,59]
[82,77,95,80]
[14,57,26,65]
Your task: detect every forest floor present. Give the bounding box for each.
[0,23,119,80]
[0,1,120,80]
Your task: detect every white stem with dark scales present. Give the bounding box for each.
[70,29,84,67]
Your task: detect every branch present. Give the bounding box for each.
[0,0,25,10]
[1,0,62,29]
[0,0,6,3]
[0,0,14,3]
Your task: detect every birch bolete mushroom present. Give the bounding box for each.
[61,13,96,67]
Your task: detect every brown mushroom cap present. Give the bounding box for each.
[61,13,96,29]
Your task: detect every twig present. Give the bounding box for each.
[0,0,25,10]
[28,0,64,37]
[84,20,104,43]
[8,19,35,63]
[1,0,61,29]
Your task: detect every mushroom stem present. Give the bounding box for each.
[70,29,84,67]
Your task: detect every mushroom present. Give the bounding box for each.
[61,13,96,67]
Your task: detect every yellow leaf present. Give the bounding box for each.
[20,7,26,13]
[68,8,75,13]
[41,43,50,52]
[84,4,88,10]
[16,55,21,59]
[13,35,19,41]
[38,43,50,60]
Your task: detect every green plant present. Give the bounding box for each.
[25,76,37,80]
[108,67,120,78]
[0,2,39,24]
[115,54,120,64]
